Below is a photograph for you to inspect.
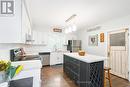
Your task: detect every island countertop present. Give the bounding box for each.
[64,53,107,63]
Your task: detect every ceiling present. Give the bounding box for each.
[26,0,130,31]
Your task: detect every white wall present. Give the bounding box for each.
[76,15,130,57]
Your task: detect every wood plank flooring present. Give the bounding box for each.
[41,65,130,87]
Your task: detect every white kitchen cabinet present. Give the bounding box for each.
[22,0,32,44]
[50,52,58,65]
[42,34,48,45]
[50,52,63,65]
[32,30,47,45]
[57,52,64,64]
[0,0,32,43]
[37,32,43,44]
[32,31,38,44]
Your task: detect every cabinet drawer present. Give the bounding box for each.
[72,66,79,74]
[65,56,80,65]
[71,58,79,64]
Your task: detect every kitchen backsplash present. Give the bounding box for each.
[0,43,67,60]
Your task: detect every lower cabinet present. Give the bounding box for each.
[50,52,63,65]
[9,77,33,87]
[63,55,104,87]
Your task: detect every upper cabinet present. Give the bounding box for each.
[0,0,32,43]
[22,0,32,44]
[32,30,47,45]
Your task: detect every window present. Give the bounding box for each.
[110,32,125,46]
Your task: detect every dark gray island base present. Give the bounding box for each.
[63,55,104,87]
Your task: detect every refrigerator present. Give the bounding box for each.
[67,40,81,52]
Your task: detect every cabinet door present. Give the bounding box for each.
[42,33,47,45]
[32,31,47,45]
[56,56,61,64]
[57,52,63,64]
[32,31,38,44]
[50,53,57,65]
[22,1,32,43]
[50,52,64,65]
[37,32,43,44]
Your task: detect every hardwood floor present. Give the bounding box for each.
[41,65,130,87]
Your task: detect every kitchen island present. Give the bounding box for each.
[63,53,107,87]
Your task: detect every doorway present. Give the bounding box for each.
[107,29,129,79]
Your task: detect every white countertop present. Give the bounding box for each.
[0,82,8,87]
[12,60,42,70]
[64,53,107,63]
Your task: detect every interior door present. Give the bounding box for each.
[108,29,129,79]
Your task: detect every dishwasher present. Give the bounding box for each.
[39,52,50,66]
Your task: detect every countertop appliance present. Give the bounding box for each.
[10,48,41,61]
[67,40,81,52]
[39,52,50,66]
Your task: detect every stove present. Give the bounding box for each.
[10,48,41,61]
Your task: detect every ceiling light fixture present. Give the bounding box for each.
[65,14,77,34]
[65,25,77,34]
[65,14,77,23]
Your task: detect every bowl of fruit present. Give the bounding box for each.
[78,50,86,56]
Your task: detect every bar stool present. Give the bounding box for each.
[104,67,112,87]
